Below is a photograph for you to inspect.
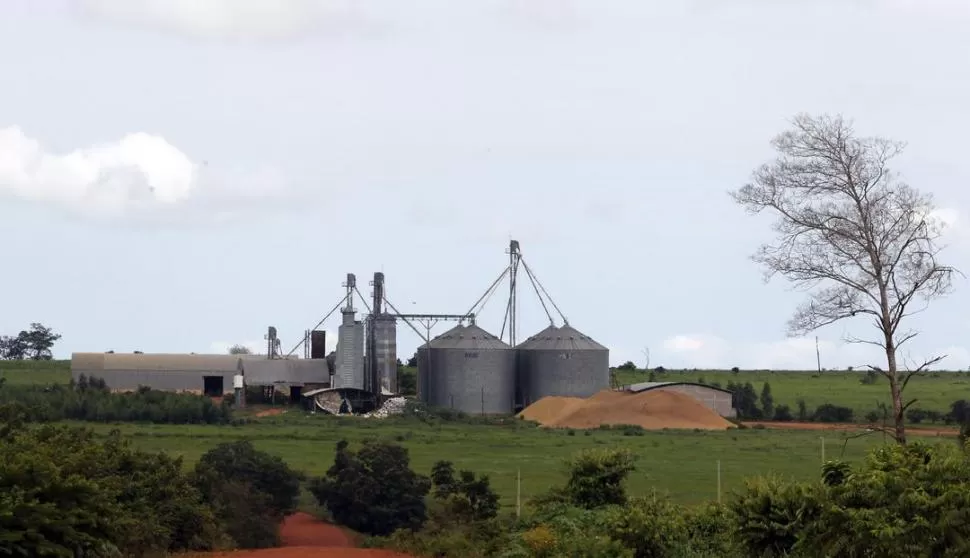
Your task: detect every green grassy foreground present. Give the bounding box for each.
[76,413,902,509]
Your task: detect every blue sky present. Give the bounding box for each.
[1,0,969,370]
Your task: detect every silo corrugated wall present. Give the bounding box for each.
[517,325,609,406]
[421,324,515,414]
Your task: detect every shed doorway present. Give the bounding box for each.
[203,376,224,397]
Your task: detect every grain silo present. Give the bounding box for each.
[517,324,609,406]
[333,308,365,389]
[419,323,515,414]
[416,324,462,403]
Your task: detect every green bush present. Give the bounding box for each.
[0,378,231,424]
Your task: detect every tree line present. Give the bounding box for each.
[0,374,232,424]
[0,406,303,556]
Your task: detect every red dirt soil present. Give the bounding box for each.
[182,513,415,557]
[254,408,285,418]
[279,513,353,547]
[744,421,958,437]
[186,549,411,557]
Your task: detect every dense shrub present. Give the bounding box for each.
[0,407,227,557]
[0,378,231,424]
[811,403,854,423]
[310,440,432,536]
[773,404,794,421]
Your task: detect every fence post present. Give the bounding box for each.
[717,460,722,504]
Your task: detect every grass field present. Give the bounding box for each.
[613,368,970,418]
[78,413,912,509]
[2,359,962,508]
[0,359,71,385]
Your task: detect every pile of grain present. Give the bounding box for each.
[518,389,733,431]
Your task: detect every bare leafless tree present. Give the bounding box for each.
[731,113,957,444]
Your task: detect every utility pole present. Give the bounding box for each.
[815,336,822,374]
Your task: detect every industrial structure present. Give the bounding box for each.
[70,239,622,416]
[622,381,737,418]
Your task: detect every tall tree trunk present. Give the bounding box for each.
[886,342,906,444]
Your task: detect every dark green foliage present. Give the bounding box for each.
[773,404,794,421]
[760,382,775,419]
[310,440,432,536]
[0,379,232,424]
[398,366,416,396]
[0,411,225,557]
[538,448,636,510]
[796,398,809,421]
[729,476,823,557]
[821,460,851,487]
[727,381,763,419]
[617,361,637,371]
[950,399,970,424]
[0,323,60,360]
[804,443,970,557]
[193,440,303,549]
[430,461,500,522]
[811,403,854,423]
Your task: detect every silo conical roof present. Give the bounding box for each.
[431,323,510,350]
[517,324,606,351]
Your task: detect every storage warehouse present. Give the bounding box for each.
[71,352,329,396]
[623,381,736,418]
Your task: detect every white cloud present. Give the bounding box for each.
[655,333,970,371]
[79,0,376,40]
[0,126,289,222]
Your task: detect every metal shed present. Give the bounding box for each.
[516,324,610,406]
[71,352,259,395]
[419,323,515,415]
[623,381,737,418]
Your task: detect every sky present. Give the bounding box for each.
[1,0,969,371]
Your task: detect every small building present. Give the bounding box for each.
[71,352,329,397]
[623,381,736,418]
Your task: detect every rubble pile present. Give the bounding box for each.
[364,397,407,419]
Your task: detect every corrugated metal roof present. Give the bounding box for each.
[428,323,510,350]
[72,353,263,373]
[516,325,607,351]
[624,381,732,394]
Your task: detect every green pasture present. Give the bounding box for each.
[0,359,71,385]
[78,414,910,510]
[613,368,970,418]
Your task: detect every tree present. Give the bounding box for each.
[193,440,303,548]
[760,382,774,419]
[227,344,252,355]
[561,448,637,509]
[429,460,500,522]
[0,323,60,360]
[309,440,431,536]
[732,114,956,444]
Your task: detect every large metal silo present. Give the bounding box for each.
[334,309,365,389]
[374,315,398,394]
[517,324,609,405]
[420,324,515,415]
[416,325,463,405]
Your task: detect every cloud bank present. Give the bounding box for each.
[79,0,372,40]
[0,126,289,223]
